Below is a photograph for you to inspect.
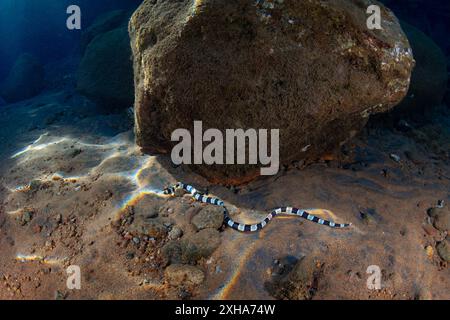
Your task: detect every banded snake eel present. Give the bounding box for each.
[164,183,352,232]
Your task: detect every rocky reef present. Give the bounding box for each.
[129,0,414,184]
[77,11,134,112]
[0,53,44,103]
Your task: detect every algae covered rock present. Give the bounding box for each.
[80,10,130,54]
[0,53,44,103]
[129,0,414,184]
[77,27,134,112]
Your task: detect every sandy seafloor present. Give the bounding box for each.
[0,90,449,300]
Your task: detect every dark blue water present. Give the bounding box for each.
[0,0,141,80]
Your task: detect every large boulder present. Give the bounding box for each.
[80,10,130,54]
[77,27,134,112]
[0,54,44,103]
[392,22,448,118]
[129,0,414,184]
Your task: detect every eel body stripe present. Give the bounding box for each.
[164,183,352,233]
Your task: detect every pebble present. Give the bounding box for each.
[436,239,450,262]
[132,237,141,245]
[425,246,434,260]
[144,220,168,238]
[433,210,449,232]
[168,226,183,240]
[428,207,450,232]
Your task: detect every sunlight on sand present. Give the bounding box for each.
[6,131,357,299]
[8,132,174,224]
[15,254,68,265]
[212,247,258,299]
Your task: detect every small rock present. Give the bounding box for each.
[427,207,442,218]
[431,208,450,232]
[174,188,186,197]
[29,180,42,191]
[436,239,450,262]
[425,246,434,260]
[165,264,205,287]
[168,226,183,240]
[132,237,141,245]
[145,220,168,238]
[191,206,224,230]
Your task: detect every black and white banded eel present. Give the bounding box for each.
[163,182,352,232]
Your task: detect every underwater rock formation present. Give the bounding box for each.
[77,27,134,112]
[0,53,44,103]
[79,9,130,54]
[393,22,448,118]
[129,0,414,184]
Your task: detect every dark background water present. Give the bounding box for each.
[381,0,450,54]
[0,0,142,80]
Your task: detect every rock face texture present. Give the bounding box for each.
[0,54,44,103]
[129,0,414,184]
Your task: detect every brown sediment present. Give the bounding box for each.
[0,93,449,300]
